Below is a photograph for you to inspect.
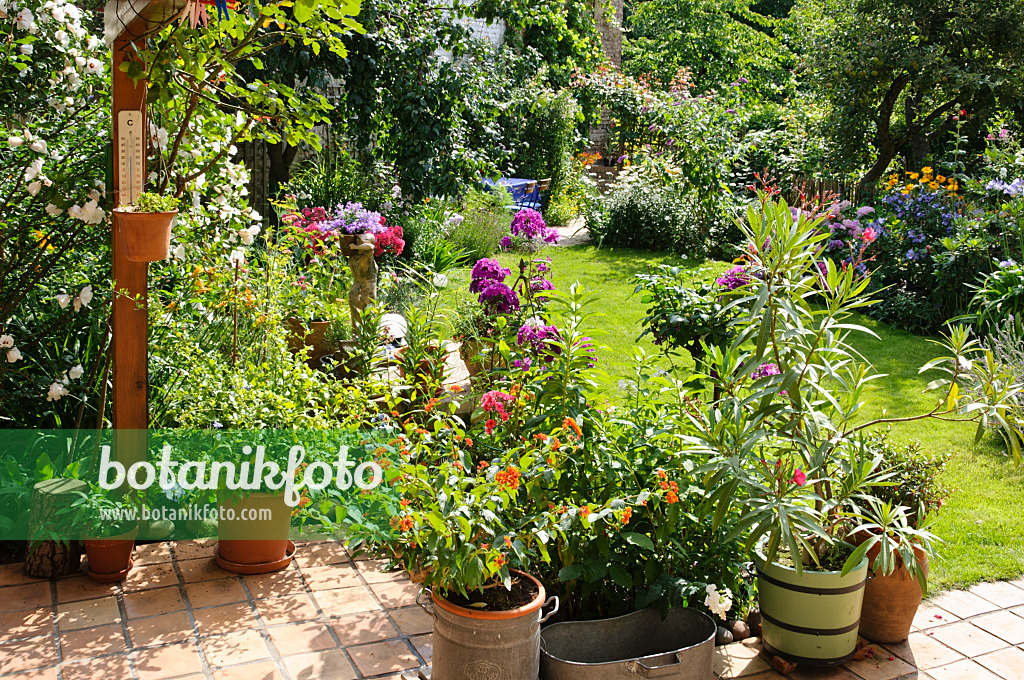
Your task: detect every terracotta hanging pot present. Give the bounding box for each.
[84,526,138,582]
[114,209,177,263]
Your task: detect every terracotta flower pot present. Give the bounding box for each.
[458,339,492,378]
[859,545,928,644]
[216,491,293,573]
[285,317,333,359]
[114,209,177,263]
[84,526,138,581]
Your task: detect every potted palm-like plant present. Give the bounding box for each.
[696,196,1023,666]
[343,422,560,680]
[113,192,179,262]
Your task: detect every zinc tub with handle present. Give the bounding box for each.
[540,607,716,680]
[755,544,869,666]
[417,570,559,680]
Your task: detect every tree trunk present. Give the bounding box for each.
[908,131,930,170]
[266,140,301,200]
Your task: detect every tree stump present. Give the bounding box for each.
[24,478,86,578]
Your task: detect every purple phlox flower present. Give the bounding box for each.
[530,277,555,292]
[511,208,559,243]
[534,259,551,273]
[716,265,754,290]
[500,235,513,251]
[856,206,875,217]
[470,258,511,293]
[827,239,846,250]
[1000,128,1010,138]
[512,357,533,371]
[751,363,780,380]
[478,282,520,314]
[517,322,558,348]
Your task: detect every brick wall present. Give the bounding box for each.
[588,0,624,153]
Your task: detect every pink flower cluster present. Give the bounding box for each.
[374,225,405,258]
[481,390,514,422]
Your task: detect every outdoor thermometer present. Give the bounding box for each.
[117,110,144,207]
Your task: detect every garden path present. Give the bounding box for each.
[2,541,1024,680]
[553,217,590,247]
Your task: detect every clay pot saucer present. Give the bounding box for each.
[214,540,296,575]
[87,559,134,583]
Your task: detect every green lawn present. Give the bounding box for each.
[443,243,1024,591]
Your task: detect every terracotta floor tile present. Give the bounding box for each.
[913,604,959,630]
[212,660,283,680]
[301,564,364,591]
[123,563,179,592]
[928,658,1003,680]
[60,653,132,680]
[60,623,127,660]
[293,543,350,569]
[244,570,304,599]
[267,621,337,656]
[843,644,917,680]
[0,582,53,613]
[315,586,382,617]
[133,542,173,566]
[355,559,407,585]
[201,629,271,668]
[186,577,247,608]
[56,596,121,631]
[713,641,772,679]
[409,633,431,664]
[54,576,117,604]
[929,621,1009,657]
[388,606,431,636]
[0,606,54,641]
[134,640,205,680]
[193,602,257,635]
[785,667,861,680]
[0,635,58,674]
[887,631,966,670]
[928,590,1000,619]
[976,646,1024,679]
[2,667,59,680]
[179,558,233,584]
[368,581,420,609]
[255,593,319,626]
[970,581,1024,608]
[175,539,217,561]
[124,585,185,619]
[283,649,357,680]
[346,640,420,676]
[128,610,195,648]
[733,674,788,680]
[330,610,400,645]
[0,563,45,587]
[972,610,1024,646]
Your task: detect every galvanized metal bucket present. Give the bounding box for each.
[418,571,559,680]
[540,607,716,680]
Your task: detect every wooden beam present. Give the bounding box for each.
[111,35,149,458]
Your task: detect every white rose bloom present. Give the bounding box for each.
[46,382,67,401]
[7,347,23,363]
[15,8,35,32]
[27,181,41,196]
[54,29,68,46]
[228,248,245,267]
[19,44,32,55]
[238,228,255,245]
[29,139,46,153]
[24,158,43,181]
[78,285,92,306]
[0,335,13,349]
[55,293,70,309]
[50,5,64,21]
[74,55,85,68]
[172,244,185,260]
[432,273,449,289]
[68,364,84,379]
[45,204,61,216]
[8,135,23,148]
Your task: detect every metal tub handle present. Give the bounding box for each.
[539,596,559,623]
[415,588,433,616]
[627,653,682,678]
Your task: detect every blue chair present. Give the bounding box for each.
[520,178,551,212]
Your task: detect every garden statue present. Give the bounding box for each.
[347,233,377,330]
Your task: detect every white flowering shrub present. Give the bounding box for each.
[0,0,110,426]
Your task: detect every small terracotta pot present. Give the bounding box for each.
[285,317,333,359]
[84,526,138,578]
[216,491,293,572]
[860,545,928,644]
[114,209,177,263]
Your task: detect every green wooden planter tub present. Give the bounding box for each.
[754,546,868,666]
